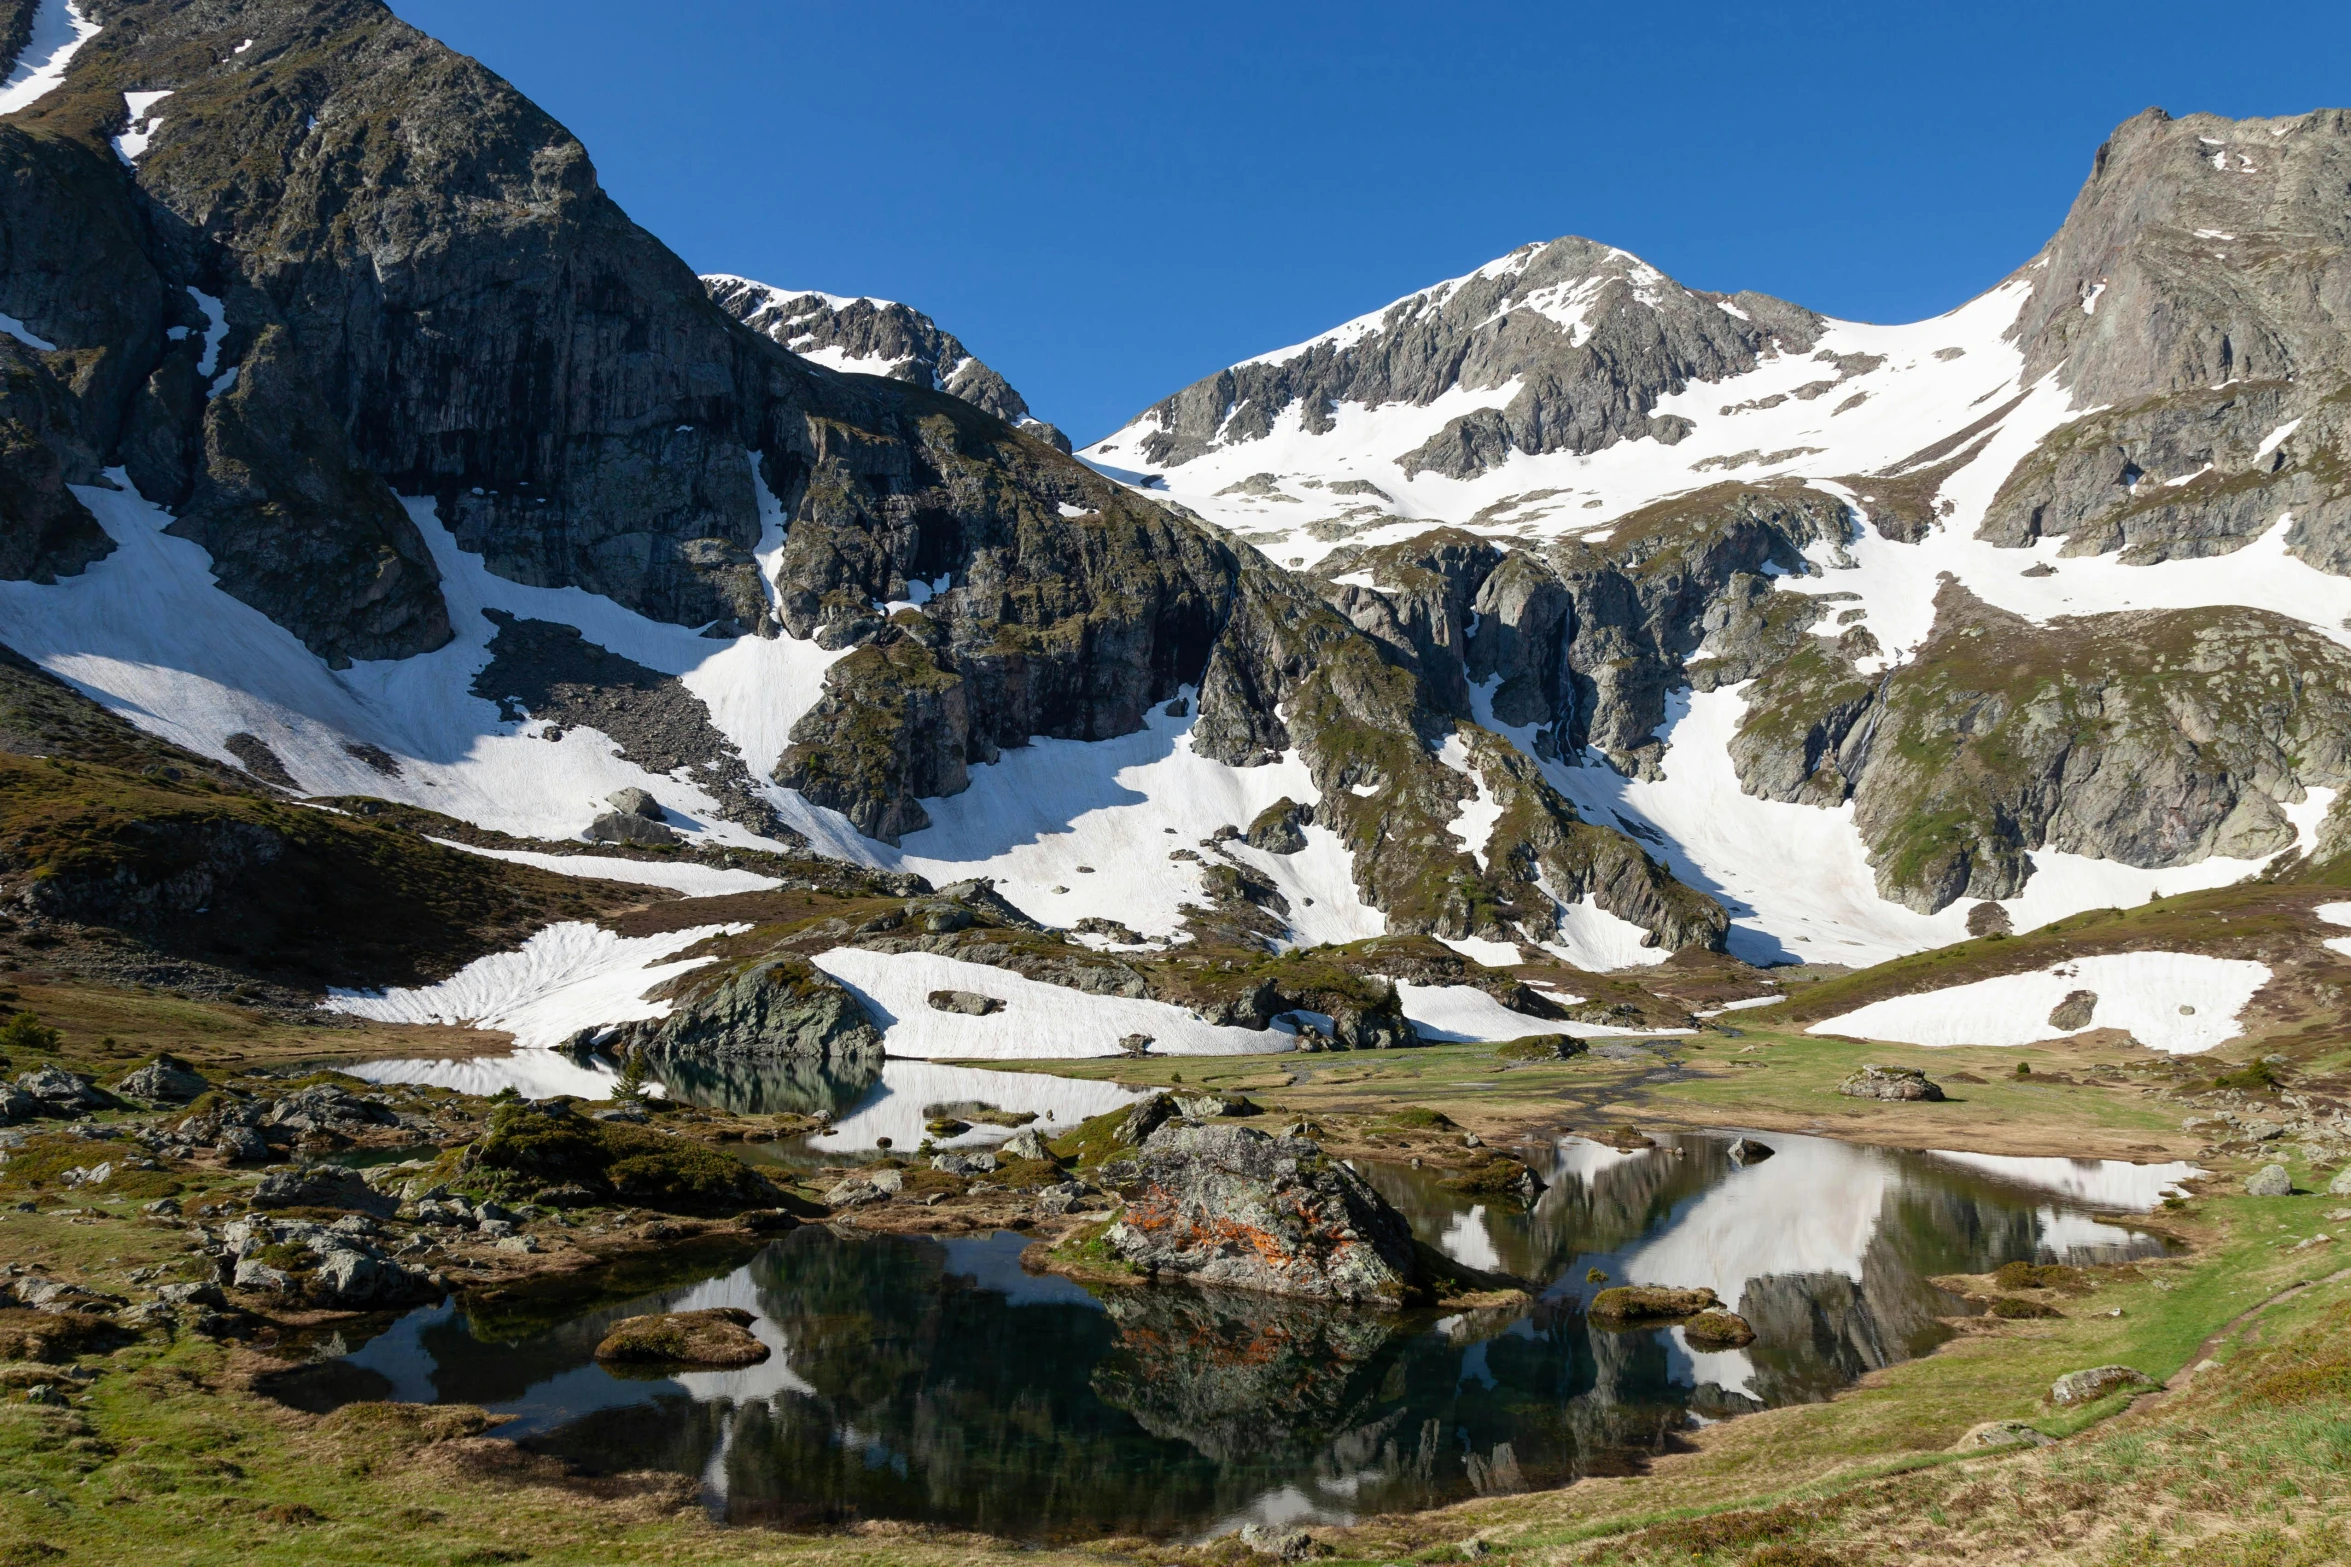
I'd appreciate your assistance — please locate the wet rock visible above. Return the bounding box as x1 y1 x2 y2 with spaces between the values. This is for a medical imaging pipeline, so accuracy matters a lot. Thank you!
2049 1364 2158 1406
1726 1137 1775 1165
1100 1123 1424 1303
1588 1285 1721 1323
2246 1164 2293 1197
926 989 1003 1016
112 1055 211 1105
2048 989 2098 1031
1954 1420 2055 1451
594 1307 768 1368
1682 1308 1757 1347
1837 1064 1947 1102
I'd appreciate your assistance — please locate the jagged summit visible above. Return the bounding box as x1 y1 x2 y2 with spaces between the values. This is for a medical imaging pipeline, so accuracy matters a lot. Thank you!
704 273 1069 451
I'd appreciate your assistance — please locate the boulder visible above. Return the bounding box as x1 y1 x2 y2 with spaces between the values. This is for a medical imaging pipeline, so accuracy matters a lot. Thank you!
1000 1127 1052 1162
606 787 663 820
1953 1420 2054 1451
586 808 678 846
1588 1285 1721 1322
113 1055 211 1104
2328 1166 2351 1197
1115 1092 1177 1146
930 1150 998 1177
2247 1164 2293 1197
1726 1137 1775 1165
1837 1064 1947 1102
594 1307 769 1367
2047 989 2098 1031
14 1066 112 1116
215 1126 272 1162
1100 1123 1425 1303
1681 1308 1757 1347
2049 1365 2158 1406
926 989 1004 1016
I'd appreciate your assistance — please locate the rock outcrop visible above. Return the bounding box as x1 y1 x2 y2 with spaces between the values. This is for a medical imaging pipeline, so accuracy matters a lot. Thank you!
613 953 883 1065
1099 1123 1425 1303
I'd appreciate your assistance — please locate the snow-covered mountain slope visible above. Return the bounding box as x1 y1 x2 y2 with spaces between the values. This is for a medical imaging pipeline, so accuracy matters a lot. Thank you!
1082 108 2351 965
704 273 1070 450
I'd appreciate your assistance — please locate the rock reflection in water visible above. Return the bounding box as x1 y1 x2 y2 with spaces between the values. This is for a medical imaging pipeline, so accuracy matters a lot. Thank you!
266 1129 2176 1542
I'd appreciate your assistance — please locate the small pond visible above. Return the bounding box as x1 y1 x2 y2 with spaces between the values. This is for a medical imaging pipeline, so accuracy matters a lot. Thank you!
262 1126 2191 1542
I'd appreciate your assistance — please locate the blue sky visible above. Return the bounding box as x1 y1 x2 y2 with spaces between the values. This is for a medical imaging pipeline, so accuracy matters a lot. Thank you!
390 1 2351 444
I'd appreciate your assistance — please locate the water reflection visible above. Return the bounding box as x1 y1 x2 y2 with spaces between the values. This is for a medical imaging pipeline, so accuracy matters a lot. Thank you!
266 1129 2178 1541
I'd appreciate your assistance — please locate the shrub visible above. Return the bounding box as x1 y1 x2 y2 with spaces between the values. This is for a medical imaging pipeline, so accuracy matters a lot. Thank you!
0 1012 61 1052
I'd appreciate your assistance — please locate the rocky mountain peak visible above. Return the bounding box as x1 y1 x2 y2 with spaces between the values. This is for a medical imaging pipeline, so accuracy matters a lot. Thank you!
2015 106 2351 407
1094 235 1821 483
704 273 1069 451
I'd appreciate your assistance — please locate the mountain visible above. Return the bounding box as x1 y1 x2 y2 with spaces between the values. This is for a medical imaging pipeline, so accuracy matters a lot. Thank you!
0 0 1713 1003
702 275 1070 452
0 0 2346 1032
1086 107 2351 963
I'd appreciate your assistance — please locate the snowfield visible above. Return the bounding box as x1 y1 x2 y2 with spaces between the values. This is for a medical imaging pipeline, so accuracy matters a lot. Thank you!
325 921 744 1049
1807 951 2273 1054
808 947 1299 1058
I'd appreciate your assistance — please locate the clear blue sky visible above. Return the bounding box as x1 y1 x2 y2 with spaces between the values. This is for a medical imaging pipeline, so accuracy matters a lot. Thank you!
389 1 2351 444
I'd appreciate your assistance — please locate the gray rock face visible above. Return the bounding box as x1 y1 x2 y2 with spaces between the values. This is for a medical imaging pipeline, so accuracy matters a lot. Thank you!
705 273 1067 450
2015 109 2351 413
1124 237 1820 480
1734 579 2351 911
1100 1122 1425 1303
1245 797 1313 854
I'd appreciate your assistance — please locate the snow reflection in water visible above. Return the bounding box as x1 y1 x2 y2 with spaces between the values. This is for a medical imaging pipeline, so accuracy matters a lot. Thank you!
265 1122 2185 1542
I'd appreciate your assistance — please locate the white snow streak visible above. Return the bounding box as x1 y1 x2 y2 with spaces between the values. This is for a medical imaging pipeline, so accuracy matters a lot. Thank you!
0 0 98 115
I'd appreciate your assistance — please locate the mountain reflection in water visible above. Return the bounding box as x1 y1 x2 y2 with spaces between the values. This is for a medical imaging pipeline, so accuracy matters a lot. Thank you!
264 1129 2181 1542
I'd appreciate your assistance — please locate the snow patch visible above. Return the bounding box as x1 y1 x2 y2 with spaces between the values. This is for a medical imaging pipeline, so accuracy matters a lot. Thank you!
109 88 169 164
0 0 99 116
1809 951 2272 1054
809 947 1297 1059
1438 935 1526 968
325 921 745 1049
810 1061 1142 1152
